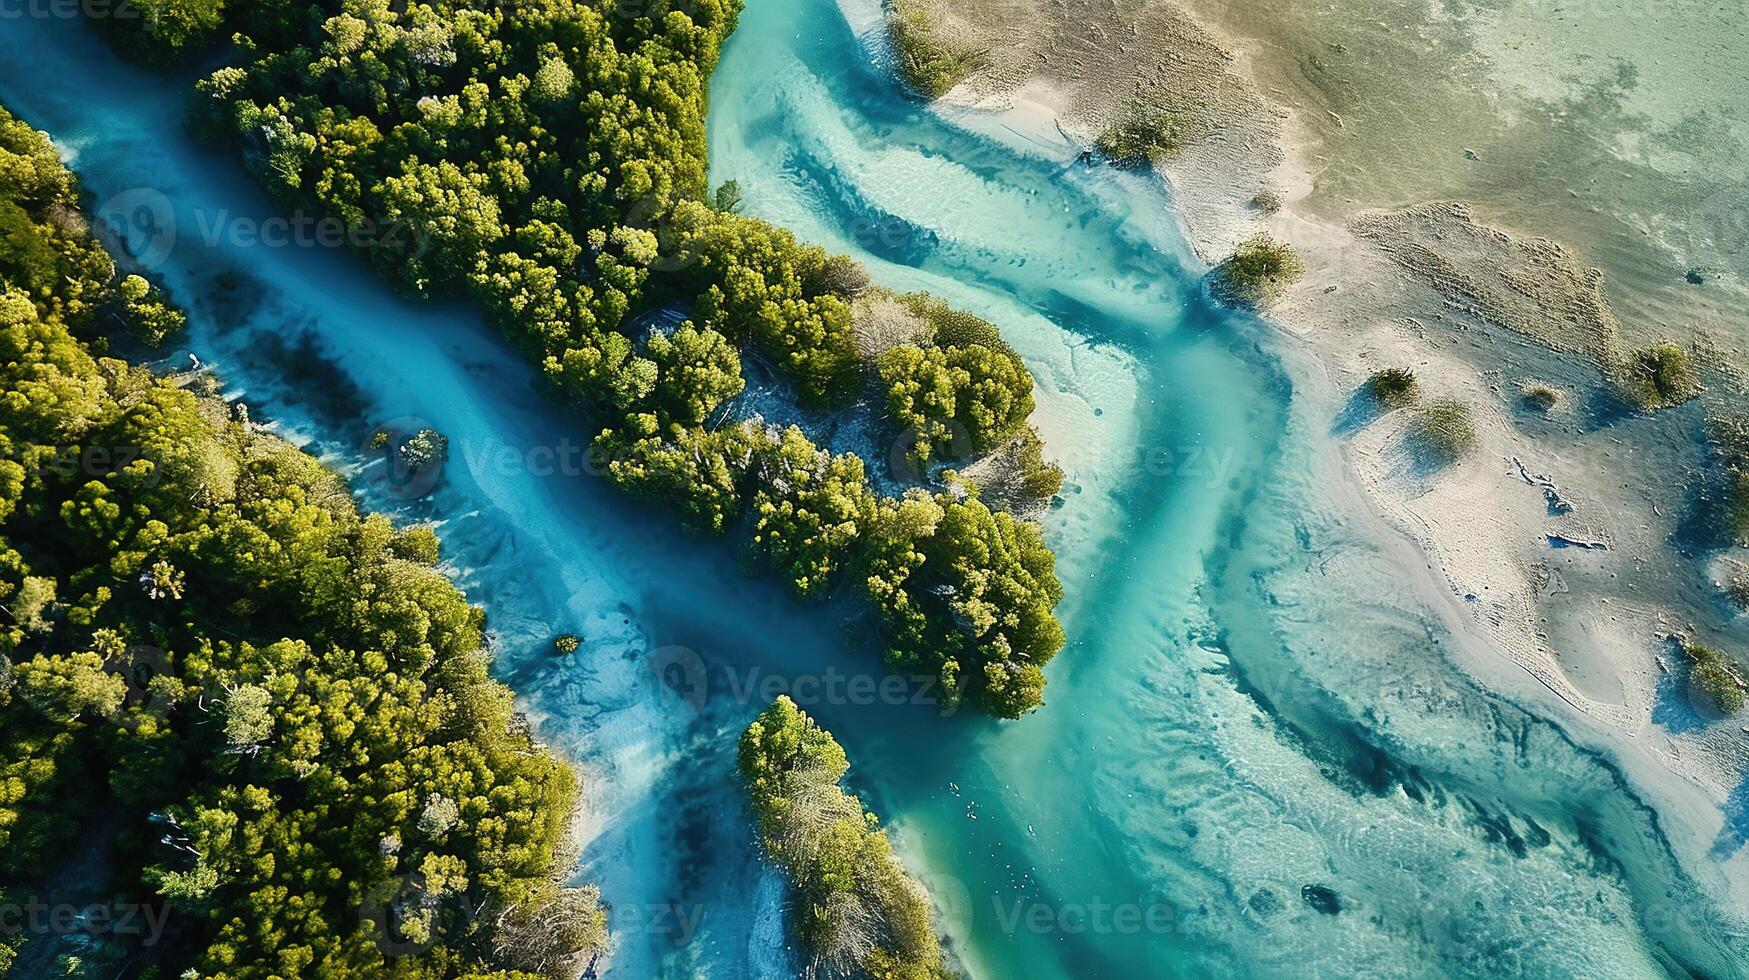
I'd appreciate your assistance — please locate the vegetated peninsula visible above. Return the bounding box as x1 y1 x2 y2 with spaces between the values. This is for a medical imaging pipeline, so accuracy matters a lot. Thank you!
0 106 601 977
106 0 1066 719
740 697 958 979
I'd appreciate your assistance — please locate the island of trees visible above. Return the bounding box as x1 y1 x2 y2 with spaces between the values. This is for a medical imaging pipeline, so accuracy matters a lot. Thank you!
0 104 601 978
103 0 1067 719
740 697 957 979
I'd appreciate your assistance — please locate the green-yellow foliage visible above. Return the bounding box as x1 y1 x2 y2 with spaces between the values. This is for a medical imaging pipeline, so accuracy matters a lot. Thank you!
863 490 1063 717
129 0 1064 718
1366 368 1419 409
0 111 598 976
1620 342 1699 410
1096 113 1179 167
1685 641 1746 715
889 0 986 100
740 698 955 979
1411 399 1477 463
749 427 879 599
1213 233 1305 308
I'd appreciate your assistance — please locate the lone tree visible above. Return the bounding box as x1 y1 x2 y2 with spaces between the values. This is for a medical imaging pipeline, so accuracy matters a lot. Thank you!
398 427 449 472
1212 233 1304 308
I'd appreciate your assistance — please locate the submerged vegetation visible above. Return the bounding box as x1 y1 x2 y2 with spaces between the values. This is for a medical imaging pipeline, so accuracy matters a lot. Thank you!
888 0 986 99
1724 572 1749 612
1212 233 1304 308
740 697 956 979
109 0 1063 716
0 106 599 976
1410 399 1477 463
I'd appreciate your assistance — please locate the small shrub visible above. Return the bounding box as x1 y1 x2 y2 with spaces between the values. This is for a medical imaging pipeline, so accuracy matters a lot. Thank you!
1365 368 1419 409
1685 641 1745 715
1250 190 1282 213
1410 399 1477 462
1212 233 1304 308
1725 469 1749 546
889 0 985 99
1095 113 1179 167
1621 342 1699 410
554 633 582 655
1522 384 1560 412
398 427 449 472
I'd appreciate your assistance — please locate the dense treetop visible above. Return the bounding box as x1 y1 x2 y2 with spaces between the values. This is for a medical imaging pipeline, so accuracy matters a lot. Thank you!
0 104 599 978
119 0 1066 716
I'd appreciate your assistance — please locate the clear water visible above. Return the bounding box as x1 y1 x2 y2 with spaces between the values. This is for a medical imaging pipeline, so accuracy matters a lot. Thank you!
0 3 1744 977
1177 0 1749 331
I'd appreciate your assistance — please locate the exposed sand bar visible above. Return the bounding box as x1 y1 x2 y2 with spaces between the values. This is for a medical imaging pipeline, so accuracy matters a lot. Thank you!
853 0 1749 921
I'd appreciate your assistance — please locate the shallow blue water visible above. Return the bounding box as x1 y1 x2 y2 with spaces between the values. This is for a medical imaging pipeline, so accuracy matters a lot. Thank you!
711 2 1749 976
0 4 1744 977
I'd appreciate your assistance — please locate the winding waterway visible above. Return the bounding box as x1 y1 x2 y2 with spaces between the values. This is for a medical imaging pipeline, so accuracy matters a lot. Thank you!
2 2 1745 976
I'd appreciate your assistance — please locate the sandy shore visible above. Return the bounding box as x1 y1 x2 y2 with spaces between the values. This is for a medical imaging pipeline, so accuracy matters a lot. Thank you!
871 0 1749 908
